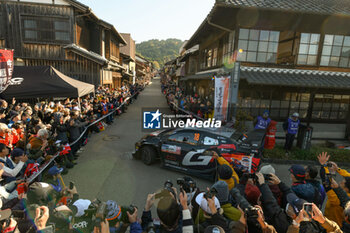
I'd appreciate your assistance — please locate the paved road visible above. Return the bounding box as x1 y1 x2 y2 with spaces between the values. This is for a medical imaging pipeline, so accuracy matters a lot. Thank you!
63 78 350 217
63 78 212 210
63 78 313 211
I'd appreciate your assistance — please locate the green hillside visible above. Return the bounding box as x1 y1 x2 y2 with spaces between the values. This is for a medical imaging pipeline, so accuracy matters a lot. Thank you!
136 38 183 69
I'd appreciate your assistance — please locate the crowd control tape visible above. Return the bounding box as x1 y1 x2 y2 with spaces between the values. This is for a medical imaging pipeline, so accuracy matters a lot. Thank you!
28 94 135 184
69 96 131 146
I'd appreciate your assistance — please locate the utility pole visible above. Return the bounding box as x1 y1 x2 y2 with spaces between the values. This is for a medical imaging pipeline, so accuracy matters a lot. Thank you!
227 62 241 122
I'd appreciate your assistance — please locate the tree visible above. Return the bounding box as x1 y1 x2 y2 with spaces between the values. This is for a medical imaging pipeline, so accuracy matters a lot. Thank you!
136 38 183 68
152 61 160 69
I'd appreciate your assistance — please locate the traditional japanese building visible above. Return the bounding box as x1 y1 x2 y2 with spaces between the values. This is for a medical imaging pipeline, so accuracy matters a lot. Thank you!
0 0 126 87
120 33 136 85
180 0 350 139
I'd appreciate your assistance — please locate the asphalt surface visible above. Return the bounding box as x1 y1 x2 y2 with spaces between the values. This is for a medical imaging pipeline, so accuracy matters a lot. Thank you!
63 78 303 211
63 78 212 211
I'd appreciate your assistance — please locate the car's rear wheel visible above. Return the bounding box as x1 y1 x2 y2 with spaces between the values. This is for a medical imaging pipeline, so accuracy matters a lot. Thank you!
141 146 157 165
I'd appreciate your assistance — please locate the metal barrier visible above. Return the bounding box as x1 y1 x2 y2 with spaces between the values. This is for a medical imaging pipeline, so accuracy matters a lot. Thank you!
28 95 134 183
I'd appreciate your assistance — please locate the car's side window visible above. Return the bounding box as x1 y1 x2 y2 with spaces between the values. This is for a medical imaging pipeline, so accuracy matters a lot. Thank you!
203 136 219 146
167 132 198 145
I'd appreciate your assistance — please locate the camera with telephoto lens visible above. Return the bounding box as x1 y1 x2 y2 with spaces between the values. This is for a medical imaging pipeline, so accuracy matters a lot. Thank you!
155 180 175 199
0 204 43 232
204 187 218 199
147 222 156 233
85 199 107 227
47 139 64 155
164 180 173 189
120 205 136 224
243 206 259 219
177 178 196 192
263 174 272 181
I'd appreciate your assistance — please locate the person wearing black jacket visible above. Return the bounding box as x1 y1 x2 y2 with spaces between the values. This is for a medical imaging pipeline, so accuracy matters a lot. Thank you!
256 172 293 233
68 111 88 155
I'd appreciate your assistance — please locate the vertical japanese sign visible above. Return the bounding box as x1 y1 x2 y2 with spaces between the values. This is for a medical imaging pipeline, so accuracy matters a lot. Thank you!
214 76 230 122
0 49 14 93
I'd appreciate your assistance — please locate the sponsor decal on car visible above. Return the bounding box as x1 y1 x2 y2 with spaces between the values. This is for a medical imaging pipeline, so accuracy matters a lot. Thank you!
182 149 213 166
161 144 181 155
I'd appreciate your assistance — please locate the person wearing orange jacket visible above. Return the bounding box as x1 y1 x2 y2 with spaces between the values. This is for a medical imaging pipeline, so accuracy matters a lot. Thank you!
318 151 350 228
212 151 239 190
0 123 13 149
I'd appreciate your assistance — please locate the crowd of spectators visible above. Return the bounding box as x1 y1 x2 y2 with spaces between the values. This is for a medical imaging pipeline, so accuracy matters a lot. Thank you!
0 78 349 233
0 82 145 232
1 148 347 233
161 78 214 120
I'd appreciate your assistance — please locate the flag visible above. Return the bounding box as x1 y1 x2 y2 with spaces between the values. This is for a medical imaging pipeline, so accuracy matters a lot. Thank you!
0 49 14 93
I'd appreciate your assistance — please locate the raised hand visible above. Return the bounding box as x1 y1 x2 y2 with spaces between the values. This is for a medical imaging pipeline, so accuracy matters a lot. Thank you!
318 152 330 165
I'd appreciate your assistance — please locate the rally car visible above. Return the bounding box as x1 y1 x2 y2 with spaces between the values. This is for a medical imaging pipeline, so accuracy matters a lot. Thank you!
133 128 265 180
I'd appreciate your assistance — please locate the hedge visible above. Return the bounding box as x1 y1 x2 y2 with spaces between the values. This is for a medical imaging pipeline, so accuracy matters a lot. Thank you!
263 145 350 163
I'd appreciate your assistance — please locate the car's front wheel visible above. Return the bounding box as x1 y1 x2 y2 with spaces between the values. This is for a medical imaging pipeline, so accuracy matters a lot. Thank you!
141 146 157 165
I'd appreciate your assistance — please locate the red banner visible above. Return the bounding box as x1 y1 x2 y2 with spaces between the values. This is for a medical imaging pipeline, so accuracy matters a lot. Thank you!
0 49 14 93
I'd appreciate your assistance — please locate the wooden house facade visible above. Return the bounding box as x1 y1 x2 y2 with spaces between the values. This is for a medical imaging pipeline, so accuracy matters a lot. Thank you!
0 0 126 87
180 0 350 139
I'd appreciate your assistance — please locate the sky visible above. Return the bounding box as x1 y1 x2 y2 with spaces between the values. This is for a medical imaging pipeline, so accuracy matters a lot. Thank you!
78 0 215 43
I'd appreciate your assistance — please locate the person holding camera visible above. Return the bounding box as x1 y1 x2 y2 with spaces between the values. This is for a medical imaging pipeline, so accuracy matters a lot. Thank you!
318 152 350 228
194 189 230 232
0 205 53 233
287 202 341 233
141 186 193 233
327 178 350 232
254 172 292 233
259 165 284 207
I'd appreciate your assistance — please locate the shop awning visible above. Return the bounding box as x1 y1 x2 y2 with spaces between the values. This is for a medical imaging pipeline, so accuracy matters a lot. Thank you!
240 66 350 90
2 66 95 99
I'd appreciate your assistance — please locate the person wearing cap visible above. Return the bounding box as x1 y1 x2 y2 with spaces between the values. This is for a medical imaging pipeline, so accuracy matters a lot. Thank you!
211 181 241 221
0 145 28 184
194 191 228 231
289 164 316 203
259 165 284 207
254 110 271 130
212 151 239 190
46 165 66 194
283 112 301 153
285 193 322 232
104 200 142 233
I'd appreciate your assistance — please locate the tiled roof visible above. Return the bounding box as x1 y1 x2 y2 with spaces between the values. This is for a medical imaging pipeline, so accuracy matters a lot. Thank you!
240 66 350 89
218 0 350 16
63 44 108 64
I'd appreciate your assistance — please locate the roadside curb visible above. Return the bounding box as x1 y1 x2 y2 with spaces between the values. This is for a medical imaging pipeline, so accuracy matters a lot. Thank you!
261 158 350 167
